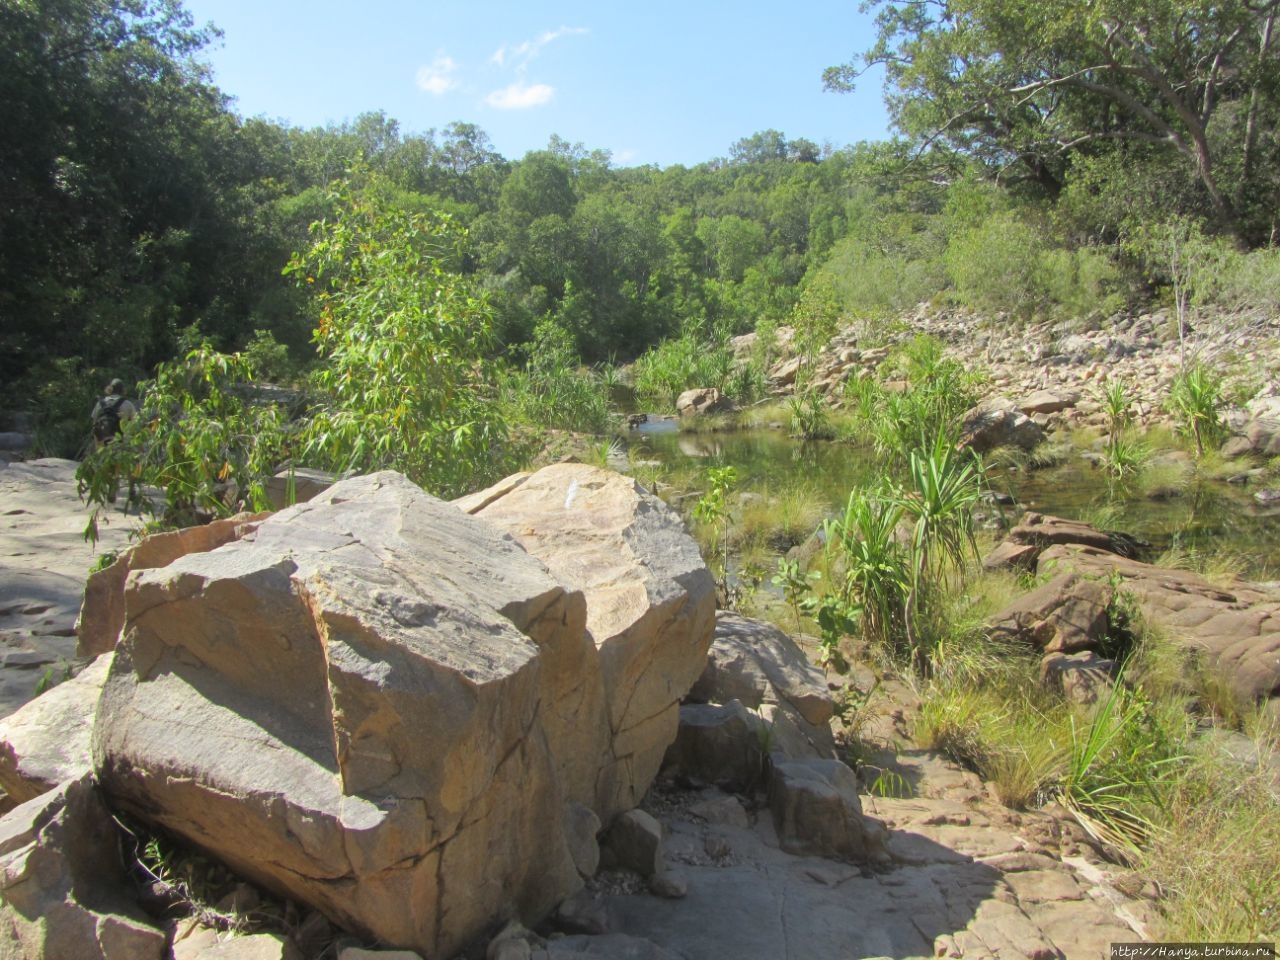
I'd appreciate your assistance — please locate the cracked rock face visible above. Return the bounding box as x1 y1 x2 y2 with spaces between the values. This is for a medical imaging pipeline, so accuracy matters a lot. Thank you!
92 468 715 958
458 463 718 821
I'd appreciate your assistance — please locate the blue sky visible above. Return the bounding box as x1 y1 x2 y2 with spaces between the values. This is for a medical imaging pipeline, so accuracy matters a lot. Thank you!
181 1 891 168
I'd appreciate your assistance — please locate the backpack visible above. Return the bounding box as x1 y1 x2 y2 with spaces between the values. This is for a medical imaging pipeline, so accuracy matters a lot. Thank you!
92 395 125 442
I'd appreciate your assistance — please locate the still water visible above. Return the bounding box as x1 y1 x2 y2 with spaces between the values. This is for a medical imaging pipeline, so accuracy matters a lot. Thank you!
623 420 1280 579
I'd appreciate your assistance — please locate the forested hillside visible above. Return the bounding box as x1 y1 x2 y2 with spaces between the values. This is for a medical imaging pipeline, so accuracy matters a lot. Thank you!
9 0 1280 461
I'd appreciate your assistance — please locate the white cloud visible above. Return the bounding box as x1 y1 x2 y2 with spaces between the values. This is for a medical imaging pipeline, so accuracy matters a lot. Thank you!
490 26 588 69
415 55 458 95
485 82 555 110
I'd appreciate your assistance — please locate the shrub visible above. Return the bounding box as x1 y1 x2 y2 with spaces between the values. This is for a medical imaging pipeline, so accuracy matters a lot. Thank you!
945 211 1047 319
287 177 514 498
77 344 290 540
501 318 615 434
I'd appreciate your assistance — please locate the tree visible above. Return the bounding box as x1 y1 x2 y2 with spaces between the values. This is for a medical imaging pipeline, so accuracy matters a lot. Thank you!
0 0 240 382
287 177 514 498
827 0 1280 241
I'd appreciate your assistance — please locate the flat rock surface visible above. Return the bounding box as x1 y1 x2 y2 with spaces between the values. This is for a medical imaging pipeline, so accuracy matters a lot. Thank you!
0 459 141 717
603 751 1150 960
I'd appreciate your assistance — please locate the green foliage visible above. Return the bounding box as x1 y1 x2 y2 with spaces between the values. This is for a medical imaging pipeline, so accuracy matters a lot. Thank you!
1145 742 1280 941
240 329 296 384
945 212 1048 319
500 318 616 434
287 178 513 497
1124 217 1227 365
834 0 1280 241
787 390 833 441
26 358 122 459
900 439 983 587
1167 364 1226 459
1059 680 1186 853
693 465 739 598
76 343 289 540
821 487 911 654
846 336 980 460
1103 433 1150 483
772 556 820 635
813 431 984 671
632 334 735 409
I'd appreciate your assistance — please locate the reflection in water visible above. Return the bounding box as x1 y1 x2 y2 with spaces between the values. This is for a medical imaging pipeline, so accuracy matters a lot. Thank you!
625 425 1280 578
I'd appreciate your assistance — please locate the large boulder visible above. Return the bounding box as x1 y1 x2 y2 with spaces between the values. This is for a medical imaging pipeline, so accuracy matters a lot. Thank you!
93 468 715 958
0 774 166 959
957 399 1045 454
675 388 732 418
457 463 717 819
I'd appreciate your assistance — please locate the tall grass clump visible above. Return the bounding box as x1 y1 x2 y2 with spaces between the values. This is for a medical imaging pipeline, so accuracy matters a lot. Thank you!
1144 741 1280 941
844 335 982 462
1097 378 1150 482
632 333 736 410
1167 363 1226 458
500 319 615 434
1058 679 1188 853
810 434 985 671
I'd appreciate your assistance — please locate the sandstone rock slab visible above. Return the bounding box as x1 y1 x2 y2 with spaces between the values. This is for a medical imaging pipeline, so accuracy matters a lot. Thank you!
76 511 268 657
0 773 165 960
988 573 1111 654
0 653 112 805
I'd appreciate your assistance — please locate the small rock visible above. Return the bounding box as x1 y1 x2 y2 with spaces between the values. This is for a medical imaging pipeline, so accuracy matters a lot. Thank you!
338 947 426 960
185 933 298 959
492 940 532 960
688 794 750 828
1041 652 1116 705
553 890 610 935
487 920 535 960
604 809 664 877
703 835 732 860
648 869 688 899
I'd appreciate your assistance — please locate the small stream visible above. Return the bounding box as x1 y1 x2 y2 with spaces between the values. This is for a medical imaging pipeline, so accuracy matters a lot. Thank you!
623 418 1280 579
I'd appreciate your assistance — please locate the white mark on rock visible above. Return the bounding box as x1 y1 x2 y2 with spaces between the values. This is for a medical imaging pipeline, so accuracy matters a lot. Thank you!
564 478 579 510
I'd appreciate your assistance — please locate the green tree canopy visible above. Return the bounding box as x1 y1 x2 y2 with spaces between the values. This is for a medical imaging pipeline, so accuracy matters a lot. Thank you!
827 0 1280 241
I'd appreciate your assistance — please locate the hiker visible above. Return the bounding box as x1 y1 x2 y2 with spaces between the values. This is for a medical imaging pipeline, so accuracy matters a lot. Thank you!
90 378 137 448
90 378 138 506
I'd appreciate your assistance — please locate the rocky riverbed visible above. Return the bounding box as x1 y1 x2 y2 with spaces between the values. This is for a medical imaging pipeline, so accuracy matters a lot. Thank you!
0 461 1174 960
